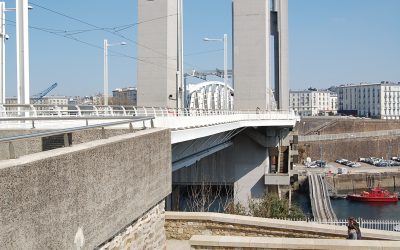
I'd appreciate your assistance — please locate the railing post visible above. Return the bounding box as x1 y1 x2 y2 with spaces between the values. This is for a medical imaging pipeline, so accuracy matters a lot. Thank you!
121 106 126 116
101 127 107 139
63 133 70 147
129 122 133 132
9 142 16 159
75 105 82 117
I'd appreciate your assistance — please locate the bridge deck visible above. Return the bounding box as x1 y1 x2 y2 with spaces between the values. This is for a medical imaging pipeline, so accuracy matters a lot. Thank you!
308 173 337 221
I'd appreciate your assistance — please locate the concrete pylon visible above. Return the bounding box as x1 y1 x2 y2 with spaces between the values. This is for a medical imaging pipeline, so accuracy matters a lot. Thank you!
232 0 270 111
233 0 289 111
137 0 182 109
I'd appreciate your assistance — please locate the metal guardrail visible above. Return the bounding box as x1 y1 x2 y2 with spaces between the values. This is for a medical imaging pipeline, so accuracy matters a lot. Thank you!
0 105 299 131
275 217 400 232
0 104 297 118
0 116 154 159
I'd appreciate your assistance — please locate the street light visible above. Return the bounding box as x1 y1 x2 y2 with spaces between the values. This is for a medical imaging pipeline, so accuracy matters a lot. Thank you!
0 2 32 105
203 33 228 110
103 39 126 106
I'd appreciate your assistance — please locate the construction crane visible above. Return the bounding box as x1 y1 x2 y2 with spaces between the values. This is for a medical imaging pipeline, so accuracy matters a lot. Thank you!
32 82 58 104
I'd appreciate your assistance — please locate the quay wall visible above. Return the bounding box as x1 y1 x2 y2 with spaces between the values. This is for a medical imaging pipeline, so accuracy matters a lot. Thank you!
298 136 400 162
297 118 400 135
296 118 400 163
0 128 171 250
325 172 400 192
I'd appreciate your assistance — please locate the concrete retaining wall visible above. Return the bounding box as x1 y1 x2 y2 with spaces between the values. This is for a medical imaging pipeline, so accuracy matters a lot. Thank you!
0 128 171 249
0 128 133 160
0 130 44 160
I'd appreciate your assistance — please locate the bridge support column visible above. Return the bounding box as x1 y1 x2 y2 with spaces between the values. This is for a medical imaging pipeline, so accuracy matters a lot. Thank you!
137 0 179 108
232 132 269 206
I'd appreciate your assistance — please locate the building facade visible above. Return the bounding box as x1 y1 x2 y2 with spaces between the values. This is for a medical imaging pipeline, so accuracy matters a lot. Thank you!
290 89 337 116
338 82 400 119
112 87 137 106
5 96 68 106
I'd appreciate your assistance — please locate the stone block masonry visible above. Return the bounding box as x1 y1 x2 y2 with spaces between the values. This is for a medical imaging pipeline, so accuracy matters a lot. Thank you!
99 201 166 250
165 212 400 241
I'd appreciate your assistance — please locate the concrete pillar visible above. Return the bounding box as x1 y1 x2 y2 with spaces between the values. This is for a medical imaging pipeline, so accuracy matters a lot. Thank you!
232 0 270 111
233 132 268 205
16 0 30 105
137 0 179 108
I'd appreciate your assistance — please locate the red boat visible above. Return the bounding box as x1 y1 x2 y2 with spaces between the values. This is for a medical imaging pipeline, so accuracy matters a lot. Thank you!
347 185 398 202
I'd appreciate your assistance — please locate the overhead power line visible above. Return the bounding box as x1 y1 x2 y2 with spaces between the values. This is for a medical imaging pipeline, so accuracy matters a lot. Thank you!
28 1 176 59
3 18 177 71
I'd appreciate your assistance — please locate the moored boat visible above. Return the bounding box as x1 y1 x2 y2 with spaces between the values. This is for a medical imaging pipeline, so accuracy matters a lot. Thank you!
347 185 398 202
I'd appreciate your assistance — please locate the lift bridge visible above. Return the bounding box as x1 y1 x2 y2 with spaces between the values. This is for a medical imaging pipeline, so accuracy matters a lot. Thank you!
185 70 277 111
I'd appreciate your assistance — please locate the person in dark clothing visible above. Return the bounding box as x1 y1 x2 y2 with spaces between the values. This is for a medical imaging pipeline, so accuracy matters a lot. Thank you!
347 217 362 240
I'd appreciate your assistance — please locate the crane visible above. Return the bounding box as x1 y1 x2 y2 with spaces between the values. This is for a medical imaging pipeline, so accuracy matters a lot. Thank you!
32 82 58 104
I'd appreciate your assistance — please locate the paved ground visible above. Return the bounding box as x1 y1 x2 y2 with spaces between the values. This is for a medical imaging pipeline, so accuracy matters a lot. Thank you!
295 161 400 175
166 240 190 250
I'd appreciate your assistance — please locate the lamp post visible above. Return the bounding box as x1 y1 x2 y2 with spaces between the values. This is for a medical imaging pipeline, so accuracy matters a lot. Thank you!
0 3 31 105
203 33 228 110
0 2 6 104
103 39 126 106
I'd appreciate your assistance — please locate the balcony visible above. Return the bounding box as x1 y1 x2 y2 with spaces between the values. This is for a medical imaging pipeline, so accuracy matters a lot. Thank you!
265 173 290 185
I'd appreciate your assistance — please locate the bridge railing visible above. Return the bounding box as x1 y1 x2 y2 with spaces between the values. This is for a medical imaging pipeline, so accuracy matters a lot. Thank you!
0 105 299 130
0 104 297 118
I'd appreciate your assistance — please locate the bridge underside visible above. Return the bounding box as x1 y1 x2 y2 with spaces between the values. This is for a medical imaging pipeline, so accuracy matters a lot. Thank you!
170 125 296 210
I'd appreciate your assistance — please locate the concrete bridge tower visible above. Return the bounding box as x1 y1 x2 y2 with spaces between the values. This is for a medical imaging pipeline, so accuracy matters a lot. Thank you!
137 0 183 109
233 0 289 111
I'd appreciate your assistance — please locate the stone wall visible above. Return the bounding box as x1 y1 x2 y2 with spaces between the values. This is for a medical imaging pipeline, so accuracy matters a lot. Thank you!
166 219 338 240
0 128 171 249
299 136 400 162
165 212 400 241
167 212 400 249
297 118 400 135
99 201 166 250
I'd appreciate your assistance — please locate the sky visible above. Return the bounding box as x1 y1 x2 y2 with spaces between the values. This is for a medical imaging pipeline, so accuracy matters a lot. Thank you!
2 0 400 97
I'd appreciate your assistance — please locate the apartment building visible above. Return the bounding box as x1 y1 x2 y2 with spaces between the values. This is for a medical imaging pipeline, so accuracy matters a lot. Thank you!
290 88 337 116
338 81 400 119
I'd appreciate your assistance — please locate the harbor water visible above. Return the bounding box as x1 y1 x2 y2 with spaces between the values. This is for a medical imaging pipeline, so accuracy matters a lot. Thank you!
293 188 400 220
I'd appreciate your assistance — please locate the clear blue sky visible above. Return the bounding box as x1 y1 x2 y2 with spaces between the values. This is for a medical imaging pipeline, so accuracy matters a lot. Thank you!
3 0 400 97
